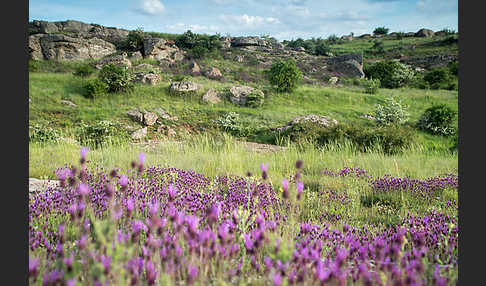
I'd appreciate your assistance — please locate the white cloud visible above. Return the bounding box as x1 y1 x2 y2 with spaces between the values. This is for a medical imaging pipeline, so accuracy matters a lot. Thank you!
136 0 165 16
220 14 280 27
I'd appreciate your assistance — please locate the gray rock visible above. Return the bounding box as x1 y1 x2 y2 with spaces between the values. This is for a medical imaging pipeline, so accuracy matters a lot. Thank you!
143 38 184 62
131 127 147 140
205 67 223 80
39 34 117 61
60 100 77 107
277 115 338 132
134 72 162 85
126 109 143 123
130 51 143 61
92 53 132 69
28 34 44 60
143 112 158 126
169 81 199 96
190 61 201 76
202 88 221 104
415 28 435 37
229 85 264 106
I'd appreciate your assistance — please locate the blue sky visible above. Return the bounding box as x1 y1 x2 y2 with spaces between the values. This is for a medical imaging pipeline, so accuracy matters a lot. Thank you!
29 0 458 41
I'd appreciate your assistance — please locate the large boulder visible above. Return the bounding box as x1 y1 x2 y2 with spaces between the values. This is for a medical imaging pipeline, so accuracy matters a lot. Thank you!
415 28 435 37
205 67 224 80
134 72 162 85
92 53 132 69
28 34 44 60
126 109 143 123
325 53 365 79
231 37 268 47
39 34 117 61
277 115 338 132
190 61 201 76
202 88 221 104
229 85 264 107
143 38 184 62
169 81 199 96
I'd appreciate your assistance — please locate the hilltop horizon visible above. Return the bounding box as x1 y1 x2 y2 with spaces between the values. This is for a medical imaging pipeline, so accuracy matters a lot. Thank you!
29 0 457 41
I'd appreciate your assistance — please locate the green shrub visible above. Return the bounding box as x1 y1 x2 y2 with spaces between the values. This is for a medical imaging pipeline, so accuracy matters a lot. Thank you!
279 121 413 154
76 121 128 148
246 90 265 108
363 78 380 94
417 104 457 136
175 30 222 59
189 46 208 59
364 60 415 88
122 27 145 52
98 64 134 93
360 192 401 210
73 64 95 77
29 60 42 72
374 96 409 126
314 42 331 56
373 27 389 35
29 124 62 143
172 74 187 82
84 79 109 98
423 68 452 90
372 41 385 54
266 59 302 93
448 61 458 76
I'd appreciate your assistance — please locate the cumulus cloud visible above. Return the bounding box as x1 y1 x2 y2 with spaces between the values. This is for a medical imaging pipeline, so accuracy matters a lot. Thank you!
135 0 165 16
220 14 281 27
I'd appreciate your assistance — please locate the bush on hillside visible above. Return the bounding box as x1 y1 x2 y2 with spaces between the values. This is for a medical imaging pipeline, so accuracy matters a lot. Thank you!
76 120 128 148
364 60 415 88
423 67 452 90
279 121 413 154
373 27 389 35
73 63 95 77
83 78 109 98
98 64 134 93
122 27 145 52
175 30 222 59
266 59 302 93
364 78 381 94
416 104 457 136
29 123 62 143
374 96 409 126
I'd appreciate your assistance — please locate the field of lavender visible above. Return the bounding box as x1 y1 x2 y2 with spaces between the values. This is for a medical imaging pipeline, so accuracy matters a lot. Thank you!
29 146 458 285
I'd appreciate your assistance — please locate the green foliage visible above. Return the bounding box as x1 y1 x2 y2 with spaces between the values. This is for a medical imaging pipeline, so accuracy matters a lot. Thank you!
315 42 331 56
175 30 222 59
266 59 302 93
29 123 62 143
76 120 128 148
373 27 389 35
280 121 414 154
171 74 187 82
360 192 401 210
417 104 457 136
122 27 145 52
83 78 109 98
364 60 415 88
423 68 452 90
372 40 385 54
283 37 333 56
374 96 409 126
212 112 257 137
246 90 265 108
448 61 458 76
29 60 42 72
98 64 134 93
73 63 95 77
364 78 381 94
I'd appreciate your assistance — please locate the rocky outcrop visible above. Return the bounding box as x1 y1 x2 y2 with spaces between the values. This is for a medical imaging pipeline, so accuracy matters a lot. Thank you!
92 53 132 69
231 37 268 47
325 53 365 78
29 20 130 46
34 34 117 61
277 115 338 132
415 28 435 38
131 127 147 140
400 54 458 69
169 81 199 96
190 61 201 76
126 109 143 123
229 85 264 106
205 67 224 80
143 38 185 62
134 72 162 85
143 112 158 126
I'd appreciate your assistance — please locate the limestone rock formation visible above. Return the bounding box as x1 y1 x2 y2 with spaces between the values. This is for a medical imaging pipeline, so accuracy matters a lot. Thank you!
169 81 199 96
277 115 338 132
202 88 221 104
229 85 264 106
92 53 132 69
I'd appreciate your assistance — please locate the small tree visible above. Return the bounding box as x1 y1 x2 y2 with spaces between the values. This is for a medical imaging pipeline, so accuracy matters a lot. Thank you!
417 104 457 136
98 64 134 93
364 60 415 88
267 59 302 93
124 27 145 53
373 27 389 35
